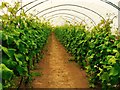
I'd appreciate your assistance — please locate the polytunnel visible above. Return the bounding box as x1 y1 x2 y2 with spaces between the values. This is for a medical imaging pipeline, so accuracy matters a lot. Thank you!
1 0 120 89
1 0 120 31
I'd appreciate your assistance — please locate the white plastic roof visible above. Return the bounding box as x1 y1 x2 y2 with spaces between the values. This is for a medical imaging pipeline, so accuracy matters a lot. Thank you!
1 0 120 32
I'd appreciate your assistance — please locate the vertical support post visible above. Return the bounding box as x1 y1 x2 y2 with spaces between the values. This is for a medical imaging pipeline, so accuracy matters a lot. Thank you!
118 1 120 34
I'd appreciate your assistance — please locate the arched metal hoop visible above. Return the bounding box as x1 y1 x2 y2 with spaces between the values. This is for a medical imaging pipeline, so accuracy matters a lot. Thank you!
17 0 38 12
25 0 49 13
100 0 120 11
48 15 79 24
45 13 93 26
47 14 87 25
34 4 105 21
37 9 96 26
17 0 120 13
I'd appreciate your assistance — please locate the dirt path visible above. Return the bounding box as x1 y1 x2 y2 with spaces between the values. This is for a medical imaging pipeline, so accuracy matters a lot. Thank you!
31 33 89 88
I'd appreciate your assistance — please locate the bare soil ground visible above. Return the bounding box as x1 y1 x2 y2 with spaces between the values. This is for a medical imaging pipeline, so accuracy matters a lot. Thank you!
31 33 89 88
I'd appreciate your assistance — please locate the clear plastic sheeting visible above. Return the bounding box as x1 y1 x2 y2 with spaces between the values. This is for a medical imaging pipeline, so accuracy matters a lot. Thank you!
1 0 120 32
118 1 120 32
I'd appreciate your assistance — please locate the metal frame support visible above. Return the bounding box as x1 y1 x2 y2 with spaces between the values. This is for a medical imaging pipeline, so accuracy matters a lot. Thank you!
101 0 120 11
37 9 96 26
25 0 49 13
48 16 79 24
46 13 87 25
17 0 38 12
15 0 119 31
35 4 105 21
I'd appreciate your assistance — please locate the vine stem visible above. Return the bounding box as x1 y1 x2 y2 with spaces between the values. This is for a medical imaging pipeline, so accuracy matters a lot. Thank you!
17 76 23 90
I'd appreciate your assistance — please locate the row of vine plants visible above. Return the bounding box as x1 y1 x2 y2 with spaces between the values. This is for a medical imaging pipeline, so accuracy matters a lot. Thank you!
55 20 120 89
0 2 51 89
